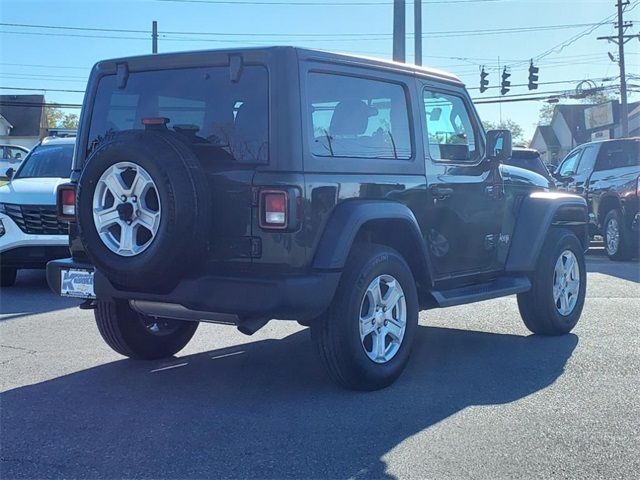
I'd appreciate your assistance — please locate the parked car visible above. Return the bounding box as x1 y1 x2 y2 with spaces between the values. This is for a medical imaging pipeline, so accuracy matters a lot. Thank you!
0 136 74 286
0 144 29 181
46 47 588 390
505 147 555 184
554 137 639 260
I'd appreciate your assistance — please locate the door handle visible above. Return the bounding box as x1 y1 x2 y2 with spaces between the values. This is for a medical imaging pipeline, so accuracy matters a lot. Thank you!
430 185 453 200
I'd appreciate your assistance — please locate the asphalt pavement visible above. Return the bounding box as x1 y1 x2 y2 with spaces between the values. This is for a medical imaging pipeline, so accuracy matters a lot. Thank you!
1 250 639 479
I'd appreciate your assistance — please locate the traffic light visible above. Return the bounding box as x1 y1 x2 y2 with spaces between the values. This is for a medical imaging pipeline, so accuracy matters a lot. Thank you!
480 67 489 93
501 67 511 95
528 60 539 90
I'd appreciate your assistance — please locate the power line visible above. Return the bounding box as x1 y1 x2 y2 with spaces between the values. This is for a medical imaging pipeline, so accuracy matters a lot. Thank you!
152 0 503 5
0 101 83 108
0 86 85 93
0 20 615 39
468 76 618 91
0 62 91 71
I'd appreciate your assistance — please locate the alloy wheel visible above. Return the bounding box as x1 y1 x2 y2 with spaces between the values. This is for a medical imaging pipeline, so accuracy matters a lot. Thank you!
552 250 580 316
359 274 407 363
605 217 620 256
92 162 161 257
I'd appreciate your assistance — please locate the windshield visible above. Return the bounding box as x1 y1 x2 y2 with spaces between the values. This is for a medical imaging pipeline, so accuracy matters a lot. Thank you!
15 143 74 179
88 66 268 165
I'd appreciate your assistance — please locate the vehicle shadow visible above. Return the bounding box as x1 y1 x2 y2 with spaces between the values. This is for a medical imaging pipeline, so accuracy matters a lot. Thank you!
0 326 577 479
0 270 80 319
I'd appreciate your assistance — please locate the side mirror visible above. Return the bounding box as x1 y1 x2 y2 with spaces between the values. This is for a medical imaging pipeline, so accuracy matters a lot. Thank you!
4 167 14 180
486 129 512 164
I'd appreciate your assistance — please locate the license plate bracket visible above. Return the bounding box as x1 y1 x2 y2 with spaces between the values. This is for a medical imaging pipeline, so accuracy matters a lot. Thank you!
60 268 96 299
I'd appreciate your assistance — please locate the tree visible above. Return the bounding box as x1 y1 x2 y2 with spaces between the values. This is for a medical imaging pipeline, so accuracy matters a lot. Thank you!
61 114 79 129
45 106 64 128
538 102 555 125
482 119 525 145
46 106 79 129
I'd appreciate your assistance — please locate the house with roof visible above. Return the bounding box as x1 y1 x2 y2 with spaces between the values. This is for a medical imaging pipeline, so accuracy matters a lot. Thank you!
531 101 640 167
0 95 48 149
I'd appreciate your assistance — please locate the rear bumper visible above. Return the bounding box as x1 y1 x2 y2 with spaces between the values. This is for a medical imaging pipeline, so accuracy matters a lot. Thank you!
47 258 340 322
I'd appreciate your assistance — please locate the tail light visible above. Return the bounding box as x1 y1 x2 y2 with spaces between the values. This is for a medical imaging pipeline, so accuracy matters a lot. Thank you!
57 184 77 221
637 175 640 197
260 190 288 229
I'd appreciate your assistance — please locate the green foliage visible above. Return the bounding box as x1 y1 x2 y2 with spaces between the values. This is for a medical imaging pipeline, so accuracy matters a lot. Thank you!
482 119 524 144
46 106 79 129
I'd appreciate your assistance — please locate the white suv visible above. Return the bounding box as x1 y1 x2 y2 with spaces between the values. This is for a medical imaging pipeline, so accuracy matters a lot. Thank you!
0 137 75 286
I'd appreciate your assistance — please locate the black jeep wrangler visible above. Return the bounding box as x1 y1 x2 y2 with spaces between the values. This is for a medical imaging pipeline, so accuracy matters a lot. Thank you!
48 47 588 390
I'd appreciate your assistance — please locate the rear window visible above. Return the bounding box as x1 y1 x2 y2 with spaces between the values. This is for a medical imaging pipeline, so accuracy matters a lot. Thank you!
596 141 639 170
505 151 549 177
307 73 412 160
15 143 74 179
88 66 268 164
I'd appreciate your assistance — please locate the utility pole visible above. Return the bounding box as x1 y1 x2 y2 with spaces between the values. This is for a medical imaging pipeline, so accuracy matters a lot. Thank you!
152 20 158 54
414 0 422 66
393 0 406 63
597 1 640 137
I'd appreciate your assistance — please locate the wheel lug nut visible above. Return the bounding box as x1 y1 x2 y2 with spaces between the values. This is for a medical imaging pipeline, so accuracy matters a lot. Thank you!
126 220 132 225
384 320 388 326
121 195 126 201
131 196 137 202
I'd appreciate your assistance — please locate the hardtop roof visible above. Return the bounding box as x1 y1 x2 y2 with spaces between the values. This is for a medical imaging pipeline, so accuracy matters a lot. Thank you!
93 46 464 86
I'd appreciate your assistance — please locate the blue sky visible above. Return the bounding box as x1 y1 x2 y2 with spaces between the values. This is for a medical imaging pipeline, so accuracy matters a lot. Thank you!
0 0 638 141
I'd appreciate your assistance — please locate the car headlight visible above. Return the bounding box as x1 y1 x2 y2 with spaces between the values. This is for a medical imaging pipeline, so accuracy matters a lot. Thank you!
0 219 5 237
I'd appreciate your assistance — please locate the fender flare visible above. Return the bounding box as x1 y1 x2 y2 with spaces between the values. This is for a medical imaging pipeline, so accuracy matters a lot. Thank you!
312 200 432 281
505 192 588 272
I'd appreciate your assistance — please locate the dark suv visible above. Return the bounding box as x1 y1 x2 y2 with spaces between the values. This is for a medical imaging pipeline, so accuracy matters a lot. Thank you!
554 138 639 260
47 48 588 390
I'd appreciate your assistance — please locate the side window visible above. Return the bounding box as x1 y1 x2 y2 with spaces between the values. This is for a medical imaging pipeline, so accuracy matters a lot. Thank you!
8 147 25 161
307 72 412 159
576 145 598 176
596 142 640 170
423 89 480 163
558 149 582 176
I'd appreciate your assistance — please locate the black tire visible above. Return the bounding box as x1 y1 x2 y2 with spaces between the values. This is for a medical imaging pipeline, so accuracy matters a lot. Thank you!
311 244 419 391
517 228 586 336
0 267 17 287
603 209 635 261
77 130 211 291
95 299 198 360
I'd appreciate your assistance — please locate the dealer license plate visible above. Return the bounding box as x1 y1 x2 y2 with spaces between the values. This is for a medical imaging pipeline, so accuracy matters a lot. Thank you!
60 268 95 298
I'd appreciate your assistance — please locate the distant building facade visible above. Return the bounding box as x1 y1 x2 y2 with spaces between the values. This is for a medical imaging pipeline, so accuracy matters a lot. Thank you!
530 100 640 167
0 95 48 149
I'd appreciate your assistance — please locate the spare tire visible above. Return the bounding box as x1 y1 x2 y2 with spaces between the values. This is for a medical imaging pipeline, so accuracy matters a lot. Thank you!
77 130 211 291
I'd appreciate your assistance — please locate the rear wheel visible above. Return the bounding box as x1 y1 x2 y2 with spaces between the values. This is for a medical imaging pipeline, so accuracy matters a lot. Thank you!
95 299 198 360
0 267 17 287
517 228 586 335
603 209 634 261
311 244 419 391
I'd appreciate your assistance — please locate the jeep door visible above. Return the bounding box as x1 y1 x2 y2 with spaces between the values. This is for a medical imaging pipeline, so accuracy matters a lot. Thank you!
419 82 505 277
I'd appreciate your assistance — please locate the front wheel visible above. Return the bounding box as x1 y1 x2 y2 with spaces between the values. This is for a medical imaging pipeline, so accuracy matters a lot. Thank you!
603 209 634 261
95 300 198 359
517 228 586 335
311 244 419 391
